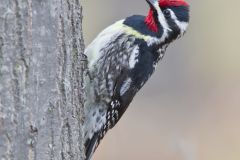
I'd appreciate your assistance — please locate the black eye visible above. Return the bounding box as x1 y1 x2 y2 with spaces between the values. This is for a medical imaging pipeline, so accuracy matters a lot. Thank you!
163 9 171 18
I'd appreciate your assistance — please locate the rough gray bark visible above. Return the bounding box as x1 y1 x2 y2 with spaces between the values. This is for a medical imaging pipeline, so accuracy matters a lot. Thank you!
0 0 86 159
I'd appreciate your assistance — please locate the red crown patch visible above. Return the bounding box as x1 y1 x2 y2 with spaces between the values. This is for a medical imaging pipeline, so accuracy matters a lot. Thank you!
159 0 189 8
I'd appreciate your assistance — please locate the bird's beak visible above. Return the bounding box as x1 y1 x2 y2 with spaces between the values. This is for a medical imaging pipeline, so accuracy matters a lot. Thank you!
146 0 158 6
146 0 158 9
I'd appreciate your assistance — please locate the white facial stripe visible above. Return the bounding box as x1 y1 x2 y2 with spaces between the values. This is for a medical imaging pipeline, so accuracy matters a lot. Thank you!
151 1 171 42
168 9 189 35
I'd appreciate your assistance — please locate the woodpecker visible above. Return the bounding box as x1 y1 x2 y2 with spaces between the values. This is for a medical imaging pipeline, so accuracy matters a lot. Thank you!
83 0 190 159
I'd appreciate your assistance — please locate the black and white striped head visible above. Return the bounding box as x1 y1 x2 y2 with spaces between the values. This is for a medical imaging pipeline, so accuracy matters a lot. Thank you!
145 0 189 37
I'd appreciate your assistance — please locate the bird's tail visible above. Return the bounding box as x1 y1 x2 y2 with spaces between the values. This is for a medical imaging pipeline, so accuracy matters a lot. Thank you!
85 131 101 160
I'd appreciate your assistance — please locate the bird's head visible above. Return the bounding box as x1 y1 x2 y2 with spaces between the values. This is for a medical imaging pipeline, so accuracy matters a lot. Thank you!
145 0 189 37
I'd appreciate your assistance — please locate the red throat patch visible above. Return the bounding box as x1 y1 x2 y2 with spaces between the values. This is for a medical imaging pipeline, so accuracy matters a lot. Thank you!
159 0 189 8
144 9 158 32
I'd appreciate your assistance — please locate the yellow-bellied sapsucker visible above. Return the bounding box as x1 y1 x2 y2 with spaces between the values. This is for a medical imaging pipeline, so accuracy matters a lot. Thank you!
83 0 190 159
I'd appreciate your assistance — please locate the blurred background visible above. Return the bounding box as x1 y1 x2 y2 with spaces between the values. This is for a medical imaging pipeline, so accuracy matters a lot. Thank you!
82 0 240 160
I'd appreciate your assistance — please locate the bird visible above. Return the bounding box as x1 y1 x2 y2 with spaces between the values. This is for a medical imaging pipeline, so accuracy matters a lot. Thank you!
83 0 190 159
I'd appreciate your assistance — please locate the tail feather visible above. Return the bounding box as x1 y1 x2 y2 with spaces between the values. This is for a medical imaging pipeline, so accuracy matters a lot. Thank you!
85 131 101 160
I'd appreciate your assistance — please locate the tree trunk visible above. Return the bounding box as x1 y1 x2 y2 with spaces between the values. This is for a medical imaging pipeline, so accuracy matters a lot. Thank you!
0 0 86 159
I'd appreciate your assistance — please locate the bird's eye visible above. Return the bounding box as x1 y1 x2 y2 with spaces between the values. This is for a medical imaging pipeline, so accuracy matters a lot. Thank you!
163 9 171 18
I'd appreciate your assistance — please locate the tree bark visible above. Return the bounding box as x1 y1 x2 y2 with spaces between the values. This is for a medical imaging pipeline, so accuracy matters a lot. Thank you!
0 0 86 159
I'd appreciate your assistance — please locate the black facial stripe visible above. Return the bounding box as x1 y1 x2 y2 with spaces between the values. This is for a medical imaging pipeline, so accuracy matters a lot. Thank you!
152 8 160 27
167 20 181 39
